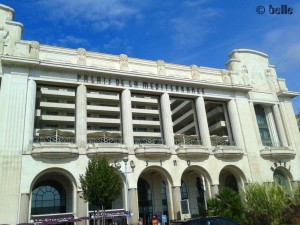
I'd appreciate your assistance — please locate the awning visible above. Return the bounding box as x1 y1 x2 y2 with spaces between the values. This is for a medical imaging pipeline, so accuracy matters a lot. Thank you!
31 213 74 223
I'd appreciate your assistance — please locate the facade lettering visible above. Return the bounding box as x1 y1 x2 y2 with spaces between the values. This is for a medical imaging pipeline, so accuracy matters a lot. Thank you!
76 74 205 95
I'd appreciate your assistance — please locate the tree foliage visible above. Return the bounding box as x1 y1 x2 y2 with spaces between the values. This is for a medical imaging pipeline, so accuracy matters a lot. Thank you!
207 188 245 223
243 182 290 225
80 157 122 208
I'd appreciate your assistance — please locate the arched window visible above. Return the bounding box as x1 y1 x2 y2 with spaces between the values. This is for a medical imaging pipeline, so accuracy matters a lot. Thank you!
180 181 188 200
274 169 290 191
225 174 239 192
31 180 66 215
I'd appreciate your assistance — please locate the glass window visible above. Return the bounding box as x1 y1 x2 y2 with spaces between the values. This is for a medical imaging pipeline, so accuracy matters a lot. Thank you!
274 169 290 191
181 181 188 200
205 101 233 146
254 105 279 147
31 181 66 215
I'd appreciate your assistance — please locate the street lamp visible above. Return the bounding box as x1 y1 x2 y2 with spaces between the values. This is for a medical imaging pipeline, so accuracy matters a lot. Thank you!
115 157 135 225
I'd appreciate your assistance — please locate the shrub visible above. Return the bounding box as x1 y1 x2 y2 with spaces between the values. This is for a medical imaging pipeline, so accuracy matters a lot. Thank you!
207 188 245 223
243 182 290 225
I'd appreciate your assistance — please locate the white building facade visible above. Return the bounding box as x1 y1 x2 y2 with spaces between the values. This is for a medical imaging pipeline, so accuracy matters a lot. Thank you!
0 4 300 225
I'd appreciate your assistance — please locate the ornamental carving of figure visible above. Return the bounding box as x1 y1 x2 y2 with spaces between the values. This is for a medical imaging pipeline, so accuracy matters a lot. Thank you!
265 68 276 92
157 60 166 76
77 48 87 65
30 41 40 59
120 54 129 70
0 26 9 55
241 64 251 85
221 70 231 84
190 65 201 80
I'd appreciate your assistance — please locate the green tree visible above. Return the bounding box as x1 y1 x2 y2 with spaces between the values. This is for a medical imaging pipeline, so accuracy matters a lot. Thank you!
243 182 290 225
207 188 245 224
80 157 121 225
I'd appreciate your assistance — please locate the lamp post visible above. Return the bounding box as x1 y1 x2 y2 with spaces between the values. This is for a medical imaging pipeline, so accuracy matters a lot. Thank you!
115 157 135 225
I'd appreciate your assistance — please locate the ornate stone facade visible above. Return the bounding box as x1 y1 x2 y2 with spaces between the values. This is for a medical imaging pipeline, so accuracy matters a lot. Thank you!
0 4 300 225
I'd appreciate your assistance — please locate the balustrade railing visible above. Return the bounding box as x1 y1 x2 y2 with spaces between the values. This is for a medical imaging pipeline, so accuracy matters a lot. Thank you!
211 138 235 146
262 141 281 147
87 137 122 144
134 138 165 145
33 135 75 143
175 139 202 145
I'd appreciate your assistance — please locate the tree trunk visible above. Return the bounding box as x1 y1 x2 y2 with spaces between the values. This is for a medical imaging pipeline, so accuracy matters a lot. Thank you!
97 208 100 225
102 205 104 225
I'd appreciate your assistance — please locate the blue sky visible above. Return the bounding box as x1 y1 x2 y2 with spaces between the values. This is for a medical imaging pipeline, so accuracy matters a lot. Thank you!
2 0 300 113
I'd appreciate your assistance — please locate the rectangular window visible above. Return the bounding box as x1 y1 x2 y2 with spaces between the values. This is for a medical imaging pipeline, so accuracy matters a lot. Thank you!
170 97 200 145
205 101 233 146
131 93 162 144
86 89 121 143
254 105 280 147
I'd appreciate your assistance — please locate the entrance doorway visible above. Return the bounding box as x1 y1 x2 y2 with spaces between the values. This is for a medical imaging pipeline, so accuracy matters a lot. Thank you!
138 178 153 225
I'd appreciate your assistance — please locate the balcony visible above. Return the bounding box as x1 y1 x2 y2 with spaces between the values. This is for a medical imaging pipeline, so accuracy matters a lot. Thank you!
175 134 209 159
260 141 296 159
134 138 171 159
32 129 78 159
87 131 128 158
211 135 243 159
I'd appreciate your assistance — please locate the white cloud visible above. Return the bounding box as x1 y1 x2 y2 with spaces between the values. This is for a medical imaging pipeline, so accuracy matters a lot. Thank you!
103 37 133 55
169 3 222 48
56 35 89 47
35 0 137 31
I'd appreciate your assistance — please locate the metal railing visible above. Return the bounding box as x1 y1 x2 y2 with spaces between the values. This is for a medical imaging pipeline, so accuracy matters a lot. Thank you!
87 137 122 144
211 139 235 146
33 135 75 143
134 138 165 145
175 139 202 145
262 141 281 147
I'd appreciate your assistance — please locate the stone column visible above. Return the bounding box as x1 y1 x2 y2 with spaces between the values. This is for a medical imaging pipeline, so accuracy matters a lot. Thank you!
129 188 139 225
195 96 211 147
227 99 244 148
272 104 288 147
121 89 134 149
279 102 295 149
172 186 181 220
210 185 219 197
249 101 263 146
23 79 36 151
265 107 280 146
160 93 174 147
76 84 87 152
19 193 30 223
77 191 88 225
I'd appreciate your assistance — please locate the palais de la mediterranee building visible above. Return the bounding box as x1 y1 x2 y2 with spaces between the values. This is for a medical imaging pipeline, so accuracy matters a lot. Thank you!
0 3 300 225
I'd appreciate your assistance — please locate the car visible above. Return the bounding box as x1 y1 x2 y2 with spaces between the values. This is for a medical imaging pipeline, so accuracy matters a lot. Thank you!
171 216 241 225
